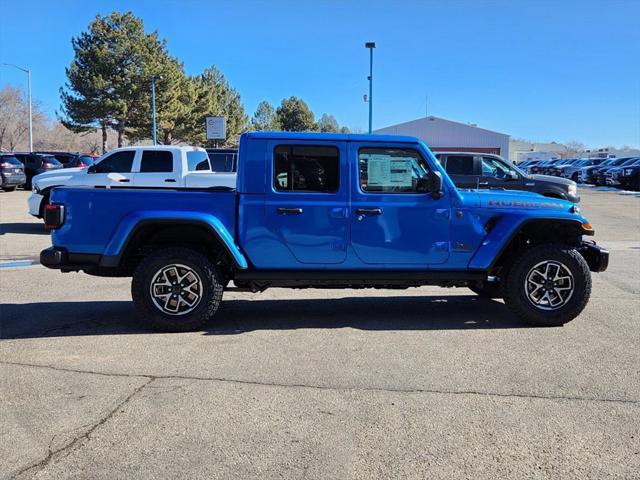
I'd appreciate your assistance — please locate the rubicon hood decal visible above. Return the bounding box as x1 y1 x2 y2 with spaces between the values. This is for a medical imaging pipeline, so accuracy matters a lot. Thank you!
487 199 564 209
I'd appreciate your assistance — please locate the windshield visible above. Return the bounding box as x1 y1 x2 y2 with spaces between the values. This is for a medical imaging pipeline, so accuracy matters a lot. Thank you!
40 156 62 166
1 156 22 166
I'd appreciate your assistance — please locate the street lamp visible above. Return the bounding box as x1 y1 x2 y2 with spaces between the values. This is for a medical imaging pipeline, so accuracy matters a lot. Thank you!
150 75 161 145
365 42 375 134
3 63 33 151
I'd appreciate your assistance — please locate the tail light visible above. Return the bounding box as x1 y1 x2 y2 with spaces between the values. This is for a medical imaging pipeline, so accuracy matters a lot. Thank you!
44 204 65 230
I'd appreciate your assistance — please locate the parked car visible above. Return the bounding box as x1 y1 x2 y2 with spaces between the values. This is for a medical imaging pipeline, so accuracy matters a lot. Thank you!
12 153 63 188
619 158 640 190
205 148 238 172
0 154 27 191
547 159 579 177
578 158 618 184
40 131 608 332
35 151 95 169
587 158 633 185
595 158 638 186
435 152 579 202
528 159 560 175
560 159 606 181
28 145 236 218
605 158 640 187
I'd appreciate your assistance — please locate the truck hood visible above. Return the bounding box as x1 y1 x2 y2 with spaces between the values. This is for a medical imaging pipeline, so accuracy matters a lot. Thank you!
529 174 574 186
473 189 573 211
33 167 86 187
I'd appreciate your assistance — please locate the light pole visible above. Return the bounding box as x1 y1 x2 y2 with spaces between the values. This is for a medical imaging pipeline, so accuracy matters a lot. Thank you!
150 75 159 145
3 63 33 151
365 42 375 134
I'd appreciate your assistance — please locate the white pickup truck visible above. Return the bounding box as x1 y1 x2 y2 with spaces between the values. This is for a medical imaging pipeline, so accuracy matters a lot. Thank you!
28 145 236 218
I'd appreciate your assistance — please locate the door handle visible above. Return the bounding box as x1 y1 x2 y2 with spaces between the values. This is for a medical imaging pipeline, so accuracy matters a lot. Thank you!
118 178 130 183
355 208 383 216
164 178 176 183
277 207 303 215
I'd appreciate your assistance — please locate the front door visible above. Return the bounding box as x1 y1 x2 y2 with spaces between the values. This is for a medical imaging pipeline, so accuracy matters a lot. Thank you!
350 143 451 266
264 141 349 264
88 150 136 187
480 155 527 191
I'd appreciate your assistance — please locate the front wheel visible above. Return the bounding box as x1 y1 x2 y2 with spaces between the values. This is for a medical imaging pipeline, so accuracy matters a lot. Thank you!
132 247 223 332
503 244 591 327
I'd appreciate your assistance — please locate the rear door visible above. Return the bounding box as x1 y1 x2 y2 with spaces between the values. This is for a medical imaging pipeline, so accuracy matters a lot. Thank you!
264 141 348 264
134 149 179 187
440 154 478 188
87 150 136 187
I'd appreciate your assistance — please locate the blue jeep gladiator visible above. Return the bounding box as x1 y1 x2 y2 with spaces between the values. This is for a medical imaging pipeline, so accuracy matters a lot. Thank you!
40 132 608 331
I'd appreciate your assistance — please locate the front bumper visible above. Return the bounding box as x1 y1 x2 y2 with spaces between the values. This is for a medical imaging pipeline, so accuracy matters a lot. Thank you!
579 241 609 273
28 193 44 217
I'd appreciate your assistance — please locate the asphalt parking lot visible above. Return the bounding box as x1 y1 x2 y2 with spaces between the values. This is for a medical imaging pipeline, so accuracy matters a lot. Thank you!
1 187 639 479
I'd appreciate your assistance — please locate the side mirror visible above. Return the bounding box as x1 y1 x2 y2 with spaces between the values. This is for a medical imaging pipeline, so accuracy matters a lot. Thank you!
506 170 518 181
418 171 443 198
87 165 96 174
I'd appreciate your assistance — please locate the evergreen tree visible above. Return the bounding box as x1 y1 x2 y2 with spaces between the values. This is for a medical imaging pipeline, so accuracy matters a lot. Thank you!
276 97 317 132
251 101 279 131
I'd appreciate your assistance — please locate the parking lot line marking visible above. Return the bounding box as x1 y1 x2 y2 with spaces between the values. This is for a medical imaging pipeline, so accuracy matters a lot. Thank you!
0 261 34 268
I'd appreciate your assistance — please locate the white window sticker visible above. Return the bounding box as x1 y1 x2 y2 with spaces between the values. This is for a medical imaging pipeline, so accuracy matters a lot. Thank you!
367 156 413 187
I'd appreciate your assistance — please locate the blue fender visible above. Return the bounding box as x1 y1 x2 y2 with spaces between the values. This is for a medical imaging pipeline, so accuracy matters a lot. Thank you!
100 210 249 269
468 212 588 270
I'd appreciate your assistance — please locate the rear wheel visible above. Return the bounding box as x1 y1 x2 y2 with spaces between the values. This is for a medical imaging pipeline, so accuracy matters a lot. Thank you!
2 186 16 192
503 244 591 327
132 247 223 332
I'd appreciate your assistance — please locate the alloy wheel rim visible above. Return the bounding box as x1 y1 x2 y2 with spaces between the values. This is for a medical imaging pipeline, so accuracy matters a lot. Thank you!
524 260 574 311
150 264 203 315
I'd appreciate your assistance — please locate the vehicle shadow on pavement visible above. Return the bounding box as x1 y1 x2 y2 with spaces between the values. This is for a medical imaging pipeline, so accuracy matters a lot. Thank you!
1 295 529 340
0 223 49 235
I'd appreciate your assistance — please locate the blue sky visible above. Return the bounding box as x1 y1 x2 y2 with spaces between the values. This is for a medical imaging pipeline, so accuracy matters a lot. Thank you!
1 0 639 147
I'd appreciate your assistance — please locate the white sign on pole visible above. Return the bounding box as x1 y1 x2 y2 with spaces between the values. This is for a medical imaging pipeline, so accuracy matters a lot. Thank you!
206 116 226 140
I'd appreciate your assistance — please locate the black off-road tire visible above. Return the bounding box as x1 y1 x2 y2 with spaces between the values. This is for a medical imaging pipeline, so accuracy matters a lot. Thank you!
131 247 223 332
468 281 503 299
503 243 591 327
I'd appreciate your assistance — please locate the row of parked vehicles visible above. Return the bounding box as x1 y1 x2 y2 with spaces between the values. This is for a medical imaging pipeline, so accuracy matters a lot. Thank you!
518 157 640 190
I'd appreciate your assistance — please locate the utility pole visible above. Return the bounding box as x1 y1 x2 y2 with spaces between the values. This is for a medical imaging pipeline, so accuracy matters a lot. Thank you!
365 42 376 134
151 75 160 145
3 63 33 151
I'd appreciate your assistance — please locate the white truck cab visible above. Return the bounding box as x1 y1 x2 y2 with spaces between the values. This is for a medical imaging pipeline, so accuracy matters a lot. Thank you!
28 145 236 217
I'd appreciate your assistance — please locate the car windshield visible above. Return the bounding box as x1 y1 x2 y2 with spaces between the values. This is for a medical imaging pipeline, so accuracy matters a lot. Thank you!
1 156 22 166
41 156 62 166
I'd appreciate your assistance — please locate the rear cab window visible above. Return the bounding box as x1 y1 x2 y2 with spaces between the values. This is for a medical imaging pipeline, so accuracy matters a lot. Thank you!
186 151 211 171
442 155 474 176
274 145 339 193
139 150 174 173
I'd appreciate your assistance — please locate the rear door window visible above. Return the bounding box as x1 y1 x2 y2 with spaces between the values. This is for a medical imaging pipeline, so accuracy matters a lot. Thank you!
94 151 135 173
140 150 174 173
444 155 475 175
274 145 340 193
